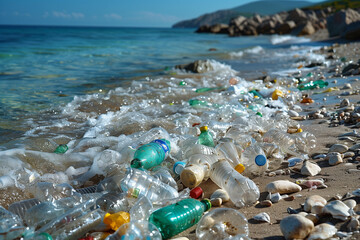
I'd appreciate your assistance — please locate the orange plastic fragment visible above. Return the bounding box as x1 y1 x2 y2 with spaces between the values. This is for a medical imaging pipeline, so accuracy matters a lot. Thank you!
300 97 314 104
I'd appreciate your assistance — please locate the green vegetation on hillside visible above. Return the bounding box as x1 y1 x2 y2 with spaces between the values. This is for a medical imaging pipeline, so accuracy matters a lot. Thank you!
304 0 360 11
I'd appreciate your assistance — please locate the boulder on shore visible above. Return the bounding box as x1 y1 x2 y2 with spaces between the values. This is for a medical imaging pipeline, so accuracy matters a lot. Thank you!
327 9 360 37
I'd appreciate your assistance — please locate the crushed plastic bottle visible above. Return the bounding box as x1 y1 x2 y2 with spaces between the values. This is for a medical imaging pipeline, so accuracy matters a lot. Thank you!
210 159 259 208
96 192 129 214
241 143 268 178
196 208 249 240
198 126 215 147
0 206 25 240
107 220 162 240
215 138 245 173
54 144 68 154
262 128 298 156
149 198 211 239
120 167 179 202
151 166 178 190
130 139 170 170
180 154 218 188
297 79 328 90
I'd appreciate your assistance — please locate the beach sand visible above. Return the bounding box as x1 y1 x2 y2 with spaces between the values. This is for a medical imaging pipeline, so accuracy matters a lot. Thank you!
175 41 360 240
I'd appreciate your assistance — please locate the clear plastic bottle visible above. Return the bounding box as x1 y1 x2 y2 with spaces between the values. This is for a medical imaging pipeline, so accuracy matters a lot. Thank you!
149 198 211 239
96 192 130 214
0 206 25 240
241 144 268 178
210 160 259 208
106 220 162 240
215 138 245 173
259 142 284 171
184 144 217 159
198 126 215 147
120 167 179 202
196 208 249 240
131 139 171 170
292 131 316 154
129 196 153 222
128 127 171 150
180 154 218 188
151 166 178 190
8 198 41 220
262 128 298 156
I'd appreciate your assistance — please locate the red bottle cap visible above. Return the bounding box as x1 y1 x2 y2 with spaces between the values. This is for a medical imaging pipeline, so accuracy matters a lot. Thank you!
190 186 203 199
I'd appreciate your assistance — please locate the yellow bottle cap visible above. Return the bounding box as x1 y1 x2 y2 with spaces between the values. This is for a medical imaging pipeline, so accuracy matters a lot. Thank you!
103 211 130 231
297 128 303 133
200 126 208 132
271 89 284 100
235 164 245 174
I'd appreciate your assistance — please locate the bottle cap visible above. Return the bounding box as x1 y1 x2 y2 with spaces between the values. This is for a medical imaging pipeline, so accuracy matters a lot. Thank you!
173 161 186 175
255 155 267 166
201 198 212 211
190 186 203 199
180 165 205 188
234 163 245 174
200 126 208 132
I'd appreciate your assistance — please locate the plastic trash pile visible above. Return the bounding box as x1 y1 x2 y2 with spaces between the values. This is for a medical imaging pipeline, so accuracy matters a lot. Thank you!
0 73 319 240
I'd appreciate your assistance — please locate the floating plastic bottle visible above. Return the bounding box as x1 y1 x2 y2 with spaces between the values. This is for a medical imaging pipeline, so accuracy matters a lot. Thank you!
130 139 170 170
103 211 130 231
198 126 215 147
54 144 68 154
210 159 259 208
216 138 245 173
180 154 218 188
107 220 162 240
196 208 249 240
0 206 25 240
120 167 179 202
297 80 328 90
149 198 211 239
241 144 268 178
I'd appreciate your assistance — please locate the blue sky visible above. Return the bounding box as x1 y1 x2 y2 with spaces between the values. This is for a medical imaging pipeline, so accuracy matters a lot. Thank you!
0 0 324 27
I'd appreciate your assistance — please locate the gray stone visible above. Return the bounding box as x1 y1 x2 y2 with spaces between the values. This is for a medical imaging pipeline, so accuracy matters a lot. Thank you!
301 161 321 176
209 24 229 34
275 21 296 34
343 20 360 40
328 144 348 153
327 9 360 37
280 215 314 240
329 154 343 166
286 8 308 24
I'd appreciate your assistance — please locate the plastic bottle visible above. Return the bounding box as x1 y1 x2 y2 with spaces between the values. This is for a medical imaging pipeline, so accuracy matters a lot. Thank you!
180 154 218 188
0 206 25 240
184 144 216 159
106 220 162 240
173 161 186 176
96 192 130 214
8 198 41 220
198 126 215 147
130 139 170 170
189 99 220 108
262 128 298 156
149 198 211 239
129 196 153 222
54 144 68 154
210 160 259 208
120 167 179 202
22 229 53 240
151 166 178 190
195 86 225 93
103 211 130 231
216 138 245 173
196 208 249 240
241 143 268 178
298 80 328 90
259 142 284 171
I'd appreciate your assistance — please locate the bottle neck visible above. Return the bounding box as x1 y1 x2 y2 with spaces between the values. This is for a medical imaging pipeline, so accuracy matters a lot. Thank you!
200 199 211 211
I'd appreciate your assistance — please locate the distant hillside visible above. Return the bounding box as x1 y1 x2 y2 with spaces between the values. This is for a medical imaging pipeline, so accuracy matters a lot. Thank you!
303 0 360 11
172 0 313 28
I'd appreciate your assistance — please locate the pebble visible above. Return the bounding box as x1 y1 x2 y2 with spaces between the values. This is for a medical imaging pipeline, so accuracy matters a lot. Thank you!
313 154 326 159
283 195 295 201
347 216 360 232
340 98 350 107
348 169 360 173
270 192 282 203
260 200 273 207
342 83 352 89
343 199 357 210
329 154 343 166
288 110 299 117
304 195 327 213
328 144 348 153
265 180 302 194
344 152 355 158
301 161 321 176
253 212 271 223
280 215 314 240
210 189 230 203
349 143 360 151
210 198 222 207
307 223 337 240
287 207 298 214
323 200 350 221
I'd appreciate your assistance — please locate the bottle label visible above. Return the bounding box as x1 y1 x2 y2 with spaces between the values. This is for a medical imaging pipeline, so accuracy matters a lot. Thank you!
129 188 140 198
153 139 170 154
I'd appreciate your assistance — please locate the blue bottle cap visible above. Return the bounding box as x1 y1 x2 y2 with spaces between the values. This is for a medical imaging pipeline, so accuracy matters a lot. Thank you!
255 155 267 166
173 161 186 175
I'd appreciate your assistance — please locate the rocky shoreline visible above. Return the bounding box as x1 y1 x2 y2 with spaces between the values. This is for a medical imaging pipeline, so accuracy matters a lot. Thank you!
195 7 360 41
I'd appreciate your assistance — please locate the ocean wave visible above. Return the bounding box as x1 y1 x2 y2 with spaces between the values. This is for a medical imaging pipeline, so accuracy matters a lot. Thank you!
270 35 311 45
229 46 264 58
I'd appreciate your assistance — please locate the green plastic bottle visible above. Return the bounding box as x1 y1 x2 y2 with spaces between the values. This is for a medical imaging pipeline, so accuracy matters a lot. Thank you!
195 86 225 93
131 139 171 170
198 126 215 147
54 144 68 154
298 80 328 90
149 199 211 239
248 90 263 98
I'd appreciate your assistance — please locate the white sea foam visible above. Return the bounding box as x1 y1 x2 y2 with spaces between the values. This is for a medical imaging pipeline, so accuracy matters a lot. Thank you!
229 46 264 58
270 35 311 45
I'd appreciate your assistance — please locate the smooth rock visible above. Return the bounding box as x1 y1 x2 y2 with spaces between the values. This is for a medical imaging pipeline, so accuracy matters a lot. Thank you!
210 189 230 203
210 198 222 207
323 200 350 221
260 200 273 207
301 161 321 176
328 144 348 153
305 213 319 225
288 110 299 117
347 216 360 232
270 192 282 203
266 180 302 194
343 199 357 210
304 195 327 213
329 154 343 166
253 212 270 223
340 98 350 107
307 223 337 240
280 215 314 240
